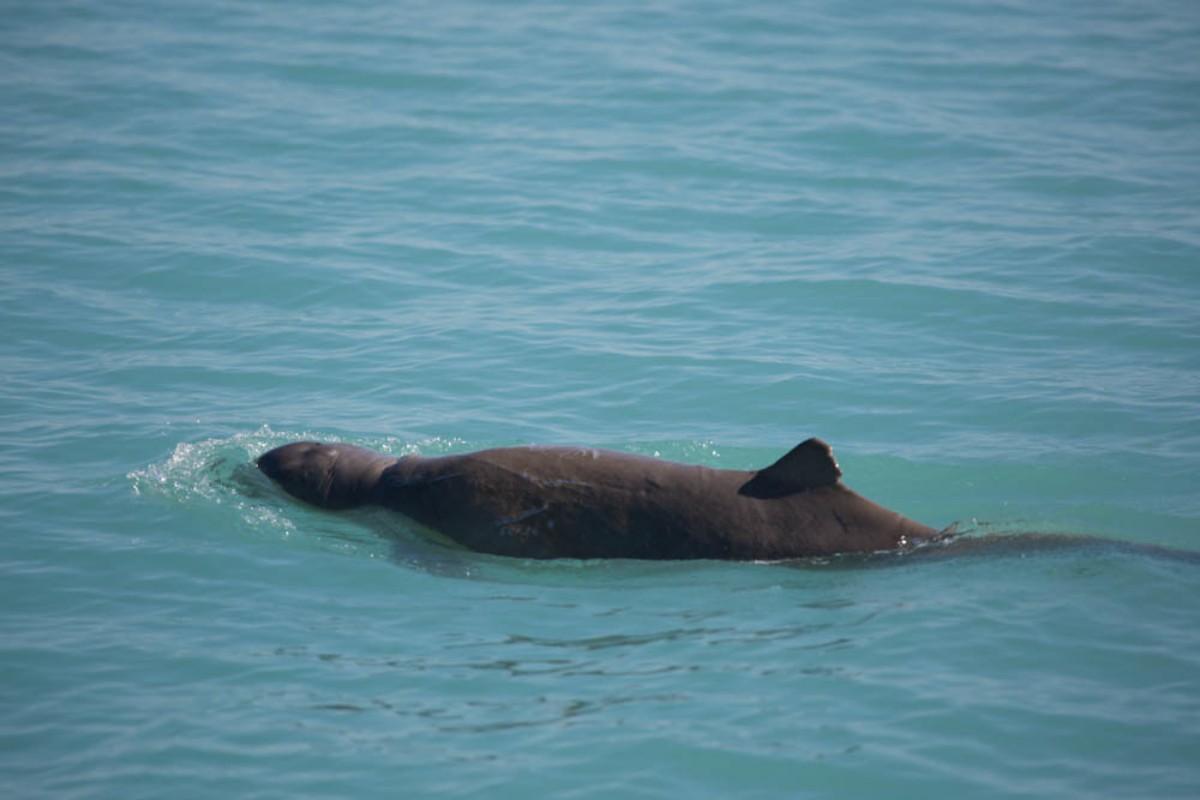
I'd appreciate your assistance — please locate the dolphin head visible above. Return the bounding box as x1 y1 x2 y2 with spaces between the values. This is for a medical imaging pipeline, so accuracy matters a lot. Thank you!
257 441 396 510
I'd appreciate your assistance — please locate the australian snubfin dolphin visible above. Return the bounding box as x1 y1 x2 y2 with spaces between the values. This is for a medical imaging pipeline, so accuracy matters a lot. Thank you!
256 438 940 560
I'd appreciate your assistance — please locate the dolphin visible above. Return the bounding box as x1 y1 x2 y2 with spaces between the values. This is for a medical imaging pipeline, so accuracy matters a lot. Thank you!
256 438 941 560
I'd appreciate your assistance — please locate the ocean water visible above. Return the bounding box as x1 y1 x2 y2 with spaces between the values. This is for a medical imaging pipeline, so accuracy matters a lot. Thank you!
3 0 1200 796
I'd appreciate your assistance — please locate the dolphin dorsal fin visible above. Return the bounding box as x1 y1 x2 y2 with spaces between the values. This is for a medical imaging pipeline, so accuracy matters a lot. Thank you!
756 438 842 493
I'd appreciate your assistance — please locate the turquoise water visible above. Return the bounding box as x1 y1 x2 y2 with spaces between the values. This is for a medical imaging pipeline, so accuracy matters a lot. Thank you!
3 0 1200 796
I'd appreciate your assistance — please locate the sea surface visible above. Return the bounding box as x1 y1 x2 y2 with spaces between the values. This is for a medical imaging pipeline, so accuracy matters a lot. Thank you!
3 1 1199 797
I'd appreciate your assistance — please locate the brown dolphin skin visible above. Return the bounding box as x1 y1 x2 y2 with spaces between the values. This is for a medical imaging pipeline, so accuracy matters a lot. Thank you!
256 438 938 560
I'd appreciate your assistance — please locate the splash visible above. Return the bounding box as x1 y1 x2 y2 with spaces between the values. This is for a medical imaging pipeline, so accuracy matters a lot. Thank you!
128 424 304 537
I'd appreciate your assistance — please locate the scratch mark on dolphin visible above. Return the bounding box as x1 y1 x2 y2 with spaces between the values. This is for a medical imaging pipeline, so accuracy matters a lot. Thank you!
496 504 550 529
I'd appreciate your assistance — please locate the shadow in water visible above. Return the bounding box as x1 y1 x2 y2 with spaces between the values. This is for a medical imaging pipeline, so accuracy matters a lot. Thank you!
784 531 1200 571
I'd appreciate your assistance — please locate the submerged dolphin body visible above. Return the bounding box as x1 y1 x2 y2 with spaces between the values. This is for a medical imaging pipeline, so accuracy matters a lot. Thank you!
256 438 940 560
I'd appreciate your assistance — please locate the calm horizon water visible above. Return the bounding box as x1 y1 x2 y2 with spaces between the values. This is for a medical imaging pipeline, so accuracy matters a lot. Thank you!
3 1 1199 797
